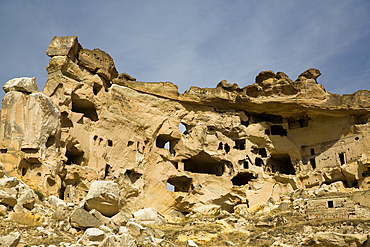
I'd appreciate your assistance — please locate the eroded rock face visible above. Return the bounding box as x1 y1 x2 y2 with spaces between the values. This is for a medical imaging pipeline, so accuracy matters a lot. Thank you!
1 36 370 218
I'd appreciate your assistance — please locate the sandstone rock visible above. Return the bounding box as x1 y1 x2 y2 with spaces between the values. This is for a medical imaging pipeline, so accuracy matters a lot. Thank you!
302 232 368 247
110 211 129 226
233 204 250 217
10 212 41 226
3 77 38 93
0 204 7 216
85 181 121 217
278 202 290 211
118 72 136 81
46 36 80 61
78 48 118 81
191 205 221 217
296 68 321 81
136 235 157 247
70 208 102 229
247 202 265 215
90 209 111 225
0 177 19 188
2 36 370 234
0 190 17 207
77 228 106 246
99 232 137 247
0 231 21 247
270 241 293 247
48 195 67 208
133 208 166 225
14 187 36 212
0 163 6 178
126 221 144 237
186 240 198 247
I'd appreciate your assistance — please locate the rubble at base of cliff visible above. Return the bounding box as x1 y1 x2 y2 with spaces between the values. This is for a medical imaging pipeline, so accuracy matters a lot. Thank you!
1 172 370 247
1 36 370 246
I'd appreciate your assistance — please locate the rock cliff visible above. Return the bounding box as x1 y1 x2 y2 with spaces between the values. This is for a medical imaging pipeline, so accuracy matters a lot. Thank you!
1 36 370 246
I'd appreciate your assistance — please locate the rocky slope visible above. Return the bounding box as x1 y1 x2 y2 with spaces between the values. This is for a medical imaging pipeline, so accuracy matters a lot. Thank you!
1 36 370 246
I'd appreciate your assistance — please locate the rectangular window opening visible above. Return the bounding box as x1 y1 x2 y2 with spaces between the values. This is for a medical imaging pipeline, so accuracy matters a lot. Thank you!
339 153 346 165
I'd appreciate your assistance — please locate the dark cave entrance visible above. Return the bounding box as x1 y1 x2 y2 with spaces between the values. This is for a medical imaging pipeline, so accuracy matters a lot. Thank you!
267 154 295 175
65 150 84 166
231 172 257 186
167 176 192 192
183 152 225 176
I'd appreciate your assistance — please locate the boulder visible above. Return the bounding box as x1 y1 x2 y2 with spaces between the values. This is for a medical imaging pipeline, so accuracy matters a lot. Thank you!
126 221 144 237
78 48 118 81
99 233 137 247
85 181 121 217
233 204 250 217
3 77 38 93
0 190 17 207
191 205 221 217
46 36 80 61
0 91 60 153
90 209 111 225
133 208 166 225
186 240 198 247
246 202 265 215
77 228 106 246
0 177 19 188
0 231 21 247
10 212 41 226
0 204 7 216
303 232 368 247
14 186 36 212
70 208 102 229
110 211 129 226
48 195 67 208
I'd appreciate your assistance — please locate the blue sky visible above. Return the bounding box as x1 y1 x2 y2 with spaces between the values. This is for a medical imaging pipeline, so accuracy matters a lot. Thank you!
0 1 369 101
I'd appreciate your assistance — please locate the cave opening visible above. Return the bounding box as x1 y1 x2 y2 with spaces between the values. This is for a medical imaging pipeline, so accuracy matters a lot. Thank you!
71 99 99 122
231 172 257 186
310 158 316 170
270 125 287 136
234 140 246 150
267 154 295 175
218 142 223 150
167 176 192 192
224 143 230 153
104 164 111 179
46 135 55 148
255 157 264 167
65 150 84 166
156 134 178 155
244 161 249 169
178 122 187 134
93 83 102 95
183 152 225 176
125 170 142 184
339 153 346 165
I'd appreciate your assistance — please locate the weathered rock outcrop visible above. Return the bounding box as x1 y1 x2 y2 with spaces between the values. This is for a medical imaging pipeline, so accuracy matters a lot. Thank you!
1 36 370 225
